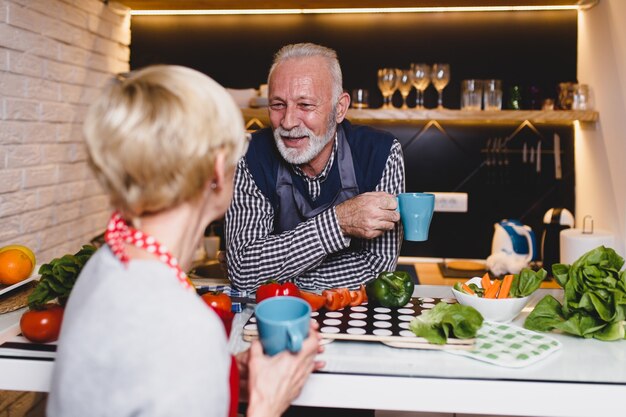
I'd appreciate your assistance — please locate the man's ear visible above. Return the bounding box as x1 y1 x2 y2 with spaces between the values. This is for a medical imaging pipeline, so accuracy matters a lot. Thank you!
335 91 351 123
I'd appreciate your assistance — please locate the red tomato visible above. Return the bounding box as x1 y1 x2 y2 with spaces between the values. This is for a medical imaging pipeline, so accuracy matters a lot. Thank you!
299 290 327 312
255 280 300 303
20 304 64 343
201 291 232 313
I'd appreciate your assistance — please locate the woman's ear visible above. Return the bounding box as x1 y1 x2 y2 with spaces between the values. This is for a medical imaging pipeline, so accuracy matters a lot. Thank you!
335 91 351 123
209 150 227 191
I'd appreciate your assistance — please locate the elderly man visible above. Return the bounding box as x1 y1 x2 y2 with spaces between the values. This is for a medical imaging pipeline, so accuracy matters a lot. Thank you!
226 43 405 292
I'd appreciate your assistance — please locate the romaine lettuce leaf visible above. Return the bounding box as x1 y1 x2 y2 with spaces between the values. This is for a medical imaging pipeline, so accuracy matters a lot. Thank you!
409 302 483 345
524 246 626 341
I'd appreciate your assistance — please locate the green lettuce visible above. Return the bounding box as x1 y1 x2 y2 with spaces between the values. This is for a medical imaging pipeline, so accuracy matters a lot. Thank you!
524 246 626 341
510 268 547 297
28 245 96 310
409 302 484 344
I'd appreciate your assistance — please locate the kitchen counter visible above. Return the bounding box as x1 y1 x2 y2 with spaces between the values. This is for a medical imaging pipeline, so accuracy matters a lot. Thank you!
399 256 562 289
228 285 624 416
0 284 624 416
188 256 562 289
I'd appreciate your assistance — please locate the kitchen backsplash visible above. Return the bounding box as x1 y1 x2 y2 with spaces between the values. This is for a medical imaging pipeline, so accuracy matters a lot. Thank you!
375 122 575 259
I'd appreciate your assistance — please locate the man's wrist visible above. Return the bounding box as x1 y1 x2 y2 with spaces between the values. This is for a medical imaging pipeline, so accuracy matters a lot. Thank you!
314 208 350 254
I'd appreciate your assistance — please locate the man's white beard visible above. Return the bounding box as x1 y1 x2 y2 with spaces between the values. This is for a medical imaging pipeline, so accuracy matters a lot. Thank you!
274 117 337 166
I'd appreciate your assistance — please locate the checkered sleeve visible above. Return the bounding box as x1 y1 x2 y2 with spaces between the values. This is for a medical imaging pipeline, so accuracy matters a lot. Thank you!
225 140 405 292
225 158 347 292
293 139 405 290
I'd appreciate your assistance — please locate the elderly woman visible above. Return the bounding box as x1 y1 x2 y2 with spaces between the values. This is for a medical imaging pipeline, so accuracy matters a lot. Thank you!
47 65 322 417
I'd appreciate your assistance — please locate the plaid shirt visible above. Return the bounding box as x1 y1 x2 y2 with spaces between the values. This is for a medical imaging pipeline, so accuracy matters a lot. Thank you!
225 138 405 292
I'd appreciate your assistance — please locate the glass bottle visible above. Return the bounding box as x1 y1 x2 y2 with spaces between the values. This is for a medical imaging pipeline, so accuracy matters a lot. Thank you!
508 85 522 110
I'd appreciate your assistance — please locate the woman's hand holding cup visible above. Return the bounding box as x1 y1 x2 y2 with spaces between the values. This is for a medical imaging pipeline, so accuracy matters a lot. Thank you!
246 319 324 417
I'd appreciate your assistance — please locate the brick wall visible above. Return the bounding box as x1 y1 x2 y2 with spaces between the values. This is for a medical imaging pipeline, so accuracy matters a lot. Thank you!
0 0 130 264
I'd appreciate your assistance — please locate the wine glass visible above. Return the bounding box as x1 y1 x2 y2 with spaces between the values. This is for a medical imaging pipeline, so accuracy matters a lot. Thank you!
410 63 431 109
431 63 450 109
377 68 399 109
396 69 413 109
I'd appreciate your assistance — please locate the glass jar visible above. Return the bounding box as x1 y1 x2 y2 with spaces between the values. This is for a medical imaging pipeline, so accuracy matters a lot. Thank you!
507 85 522 110
557 82 577 110
572 84 590 110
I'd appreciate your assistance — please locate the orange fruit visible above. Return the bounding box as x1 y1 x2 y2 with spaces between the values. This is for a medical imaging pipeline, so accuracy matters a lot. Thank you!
0 244 35 266
0 249 34 285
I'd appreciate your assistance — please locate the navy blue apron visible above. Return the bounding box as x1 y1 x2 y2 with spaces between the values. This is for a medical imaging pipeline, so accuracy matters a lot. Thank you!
275 128 359 233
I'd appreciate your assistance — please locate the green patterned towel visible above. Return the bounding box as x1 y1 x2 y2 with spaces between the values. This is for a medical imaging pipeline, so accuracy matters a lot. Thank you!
447 321 561 368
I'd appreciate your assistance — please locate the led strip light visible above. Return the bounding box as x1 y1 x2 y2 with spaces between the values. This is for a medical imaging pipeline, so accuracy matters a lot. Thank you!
130 5 586 16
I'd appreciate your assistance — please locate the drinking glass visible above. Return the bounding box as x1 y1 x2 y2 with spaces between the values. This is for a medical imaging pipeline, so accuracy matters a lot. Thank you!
461 79 483 111
377 68 399 109
351 88 369 109
431 63 450 109
410 63 430 109
483 79 503 111
397 69 413 109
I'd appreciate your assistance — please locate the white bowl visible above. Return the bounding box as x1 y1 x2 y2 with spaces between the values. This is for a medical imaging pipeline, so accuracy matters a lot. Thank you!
451 277 530 323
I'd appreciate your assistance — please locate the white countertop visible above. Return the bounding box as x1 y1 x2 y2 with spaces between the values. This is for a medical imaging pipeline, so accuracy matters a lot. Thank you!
2 285 625 416
230 286 626 384
228 285 626 416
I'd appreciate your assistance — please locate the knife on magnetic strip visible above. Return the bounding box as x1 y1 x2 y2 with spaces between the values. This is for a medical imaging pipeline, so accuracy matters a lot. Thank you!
554 133 562 179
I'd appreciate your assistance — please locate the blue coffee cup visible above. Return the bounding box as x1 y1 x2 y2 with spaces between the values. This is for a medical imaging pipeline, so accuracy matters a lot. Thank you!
397 193 435 241
254 296 311 356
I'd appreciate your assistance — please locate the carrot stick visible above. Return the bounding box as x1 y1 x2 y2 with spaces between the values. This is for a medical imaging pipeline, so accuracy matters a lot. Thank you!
484 280 501 298
498 274 514 299
481 273 492 290
462 283 475 295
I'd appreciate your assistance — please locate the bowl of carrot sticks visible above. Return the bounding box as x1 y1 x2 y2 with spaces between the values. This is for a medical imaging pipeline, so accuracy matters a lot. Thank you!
451 273 531 323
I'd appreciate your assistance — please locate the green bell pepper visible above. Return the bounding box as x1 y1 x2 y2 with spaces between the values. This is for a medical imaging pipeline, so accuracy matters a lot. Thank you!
366 271 415 308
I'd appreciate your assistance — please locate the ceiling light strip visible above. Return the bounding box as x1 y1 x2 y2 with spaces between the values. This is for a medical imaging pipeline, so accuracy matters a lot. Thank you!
130 5 581 16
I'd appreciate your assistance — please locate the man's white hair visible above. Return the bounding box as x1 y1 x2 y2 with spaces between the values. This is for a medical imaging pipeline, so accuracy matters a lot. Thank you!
267 42 343 103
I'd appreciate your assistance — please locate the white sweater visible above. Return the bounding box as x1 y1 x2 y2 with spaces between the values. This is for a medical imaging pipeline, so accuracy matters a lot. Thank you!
47 246 230 417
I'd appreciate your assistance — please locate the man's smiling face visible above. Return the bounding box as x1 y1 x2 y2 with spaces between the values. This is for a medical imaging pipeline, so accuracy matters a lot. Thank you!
268 56 337 166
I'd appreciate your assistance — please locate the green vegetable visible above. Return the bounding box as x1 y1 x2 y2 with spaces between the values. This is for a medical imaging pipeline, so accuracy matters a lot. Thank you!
524 246 626 341
453 269 545 299
28 245 96 310
467 283 485 297
453 282 484 296
509 268 547 298
409 302 484 344
366 271 414 308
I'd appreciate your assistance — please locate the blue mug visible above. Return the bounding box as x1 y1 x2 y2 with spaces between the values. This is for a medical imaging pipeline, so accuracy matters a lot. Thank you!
255 296 311 356
397 193 435 241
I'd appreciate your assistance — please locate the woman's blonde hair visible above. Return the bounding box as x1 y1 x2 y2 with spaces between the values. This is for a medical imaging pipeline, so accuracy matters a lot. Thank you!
84 65 246 217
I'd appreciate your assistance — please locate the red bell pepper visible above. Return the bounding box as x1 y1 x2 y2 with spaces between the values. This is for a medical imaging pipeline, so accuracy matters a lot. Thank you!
322 289 343 311
300 290 327 312
255 280 300 303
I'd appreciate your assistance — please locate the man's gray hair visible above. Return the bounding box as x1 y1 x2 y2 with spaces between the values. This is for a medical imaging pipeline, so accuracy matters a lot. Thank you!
268 43 343 102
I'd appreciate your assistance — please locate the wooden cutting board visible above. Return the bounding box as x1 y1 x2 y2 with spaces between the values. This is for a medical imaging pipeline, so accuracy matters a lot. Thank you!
0 282 36 314
446 260 487 271
242 297 475 350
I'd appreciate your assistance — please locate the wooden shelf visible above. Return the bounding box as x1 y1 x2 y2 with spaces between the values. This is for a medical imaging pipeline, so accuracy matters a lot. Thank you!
242 108 598 128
